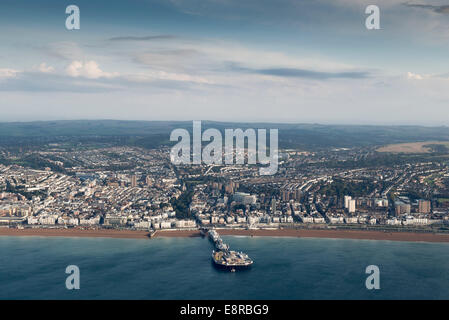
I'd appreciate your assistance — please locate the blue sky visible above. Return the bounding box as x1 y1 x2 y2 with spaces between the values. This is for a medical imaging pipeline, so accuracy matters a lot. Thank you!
1 0 449 124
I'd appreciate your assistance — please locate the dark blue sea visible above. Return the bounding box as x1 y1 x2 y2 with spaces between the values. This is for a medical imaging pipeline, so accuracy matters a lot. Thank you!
0 235 448 299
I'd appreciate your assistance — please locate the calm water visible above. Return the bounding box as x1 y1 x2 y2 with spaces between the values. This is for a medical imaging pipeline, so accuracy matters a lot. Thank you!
0 235 448 299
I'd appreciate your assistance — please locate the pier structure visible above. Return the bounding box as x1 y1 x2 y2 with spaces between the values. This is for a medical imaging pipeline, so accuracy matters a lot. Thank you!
208 229 230 251
208 229 253 270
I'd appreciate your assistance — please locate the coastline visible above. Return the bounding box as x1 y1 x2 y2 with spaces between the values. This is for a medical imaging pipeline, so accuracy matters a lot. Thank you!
1 227 449 243
0 228 151 239
217 228 449 243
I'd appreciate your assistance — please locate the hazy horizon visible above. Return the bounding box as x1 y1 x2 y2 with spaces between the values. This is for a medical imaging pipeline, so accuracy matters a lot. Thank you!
0 118 449 130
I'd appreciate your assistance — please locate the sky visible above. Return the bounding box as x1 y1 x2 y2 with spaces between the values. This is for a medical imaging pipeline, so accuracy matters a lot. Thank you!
1 0 449 125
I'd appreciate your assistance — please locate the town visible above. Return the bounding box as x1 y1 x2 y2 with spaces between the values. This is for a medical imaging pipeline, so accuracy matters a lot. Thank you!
1 141 448 233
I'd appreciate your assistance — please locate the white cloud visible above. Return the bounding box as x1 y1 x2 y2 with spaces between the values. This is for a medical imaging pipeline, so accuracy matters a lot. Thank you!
151 71 214 84
65 61 119 79
407 72 425 80
122 70 215 85
0 68 19 78
36 63 55 73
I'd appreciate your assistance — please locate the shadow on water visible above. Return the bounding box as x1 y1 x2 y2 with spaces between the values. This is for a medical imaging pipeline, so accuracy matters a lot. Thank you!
210 260 253 273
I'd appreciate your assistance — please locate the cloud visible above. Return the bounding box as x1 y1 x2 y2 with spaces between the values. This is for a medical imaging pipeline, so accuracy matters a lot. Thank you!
36 63 55 74
0 63 213 93
405 71 449 80
403 3 449 14
0 72 122 93
229 64 370 80
125 71 214 84
108 35 176 41
407 71 425 80
0 68 19 78
126 37 362 82
65 61 119 79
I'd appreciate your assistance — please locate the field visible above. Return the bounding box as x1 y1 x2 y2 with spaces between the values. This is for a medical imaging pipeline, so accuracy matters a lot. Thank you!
2 121 449 151
377 141 449 154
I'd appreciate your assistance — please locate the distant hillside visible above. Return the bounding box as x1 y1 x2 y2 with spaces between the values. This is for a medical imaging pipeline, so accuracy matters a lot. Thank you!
0 120 448 150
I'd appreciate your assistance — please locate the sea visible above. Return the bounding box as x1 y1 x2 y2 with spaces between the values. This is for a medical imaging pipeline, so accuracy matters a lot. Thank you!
0 235 448 300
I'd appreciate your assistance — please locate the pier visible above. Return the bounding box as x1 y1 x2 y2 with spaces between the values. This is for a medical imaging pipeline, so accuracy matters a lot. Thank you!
208 229 254 270
208 229 230 251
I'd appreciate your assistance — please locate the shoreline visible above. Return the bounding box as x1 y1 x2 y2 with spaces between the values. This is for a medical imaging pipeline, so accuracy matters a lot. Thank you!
1 227 449 243
216 229 449 243
0 228 151 239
